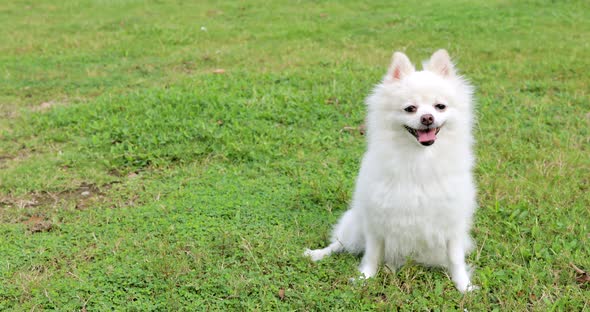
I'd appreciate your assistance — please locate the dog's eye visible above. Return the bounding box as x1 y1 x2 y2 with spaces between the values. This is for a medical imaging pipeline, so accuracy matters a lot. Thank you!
404 105 417 113
435 104 446 111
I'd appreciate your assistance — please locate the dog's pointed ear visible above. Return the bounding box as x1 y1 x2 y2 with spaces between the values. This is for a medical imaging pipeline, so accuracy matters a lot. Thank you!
426 49 455 78
387 52 415 81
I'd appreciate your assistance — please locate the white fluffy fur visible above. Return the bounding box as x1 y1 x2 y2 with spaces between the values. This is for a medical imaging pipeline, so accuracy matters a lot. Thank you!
304 49 477 292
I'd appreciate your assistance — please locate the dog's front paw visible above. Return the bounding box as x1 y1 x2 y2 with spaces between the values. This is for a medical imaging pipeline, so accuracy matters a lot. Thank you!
358 265 377 279
348 275 368 286
456 283 479 293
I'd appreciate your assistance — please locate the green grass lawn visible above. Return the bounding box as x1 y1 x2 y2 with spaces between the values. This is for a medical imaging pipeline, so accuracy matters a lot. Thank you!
1 0 589 310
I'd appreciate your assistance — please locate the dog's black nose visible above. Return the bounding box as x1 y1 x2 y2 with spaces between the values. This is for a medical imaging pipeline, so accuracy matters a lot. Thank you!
421 114 434 126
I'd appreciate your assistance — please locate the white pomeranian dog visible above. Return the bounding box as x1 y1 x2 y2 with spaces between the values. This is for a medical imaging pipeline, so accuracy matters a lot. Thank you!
305 49 477 292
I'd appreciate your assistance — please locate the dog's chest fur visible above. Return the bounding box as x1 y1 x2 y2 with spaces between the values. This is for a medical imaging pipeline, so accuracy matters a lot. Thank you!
355 146 475 263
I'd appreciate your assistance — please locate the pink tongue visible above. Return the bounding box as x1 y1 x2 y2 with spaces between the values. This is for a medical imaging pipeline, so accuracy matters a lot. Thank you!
417 128 437 142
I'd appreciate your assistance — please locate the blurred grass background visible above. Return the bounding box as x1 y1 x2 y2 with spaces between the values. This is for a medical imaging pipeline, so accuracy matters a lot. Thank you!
0 0 588 310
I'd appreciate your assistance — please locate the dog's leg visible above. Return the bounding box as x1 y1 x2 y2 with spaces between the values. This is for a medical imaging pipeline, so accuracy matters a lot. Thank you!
303 242 343 262
447 237 475 293
358 231 383 278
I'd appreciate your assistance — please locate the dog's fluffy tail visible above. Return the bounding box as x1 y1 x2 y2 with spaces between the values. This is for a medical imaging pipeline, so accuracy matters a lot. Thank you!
304 209 365 261
303 242 344 261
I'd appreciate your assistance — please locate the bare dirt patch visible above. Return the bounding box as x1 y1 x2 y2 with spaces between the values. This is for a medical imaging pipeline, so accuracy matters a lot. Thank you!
0 182 115 232
24 215 53 233
0 148 33 169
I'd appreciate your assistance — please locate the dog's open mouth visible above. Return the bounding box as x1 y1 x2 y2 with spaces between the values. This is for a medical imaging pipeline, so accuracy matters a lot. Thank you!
404 125 441 146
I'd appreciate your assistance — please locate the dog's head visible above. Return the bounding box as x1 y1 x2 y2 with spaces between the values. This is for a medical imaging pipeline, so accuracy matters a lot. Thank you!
368 50 473 147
